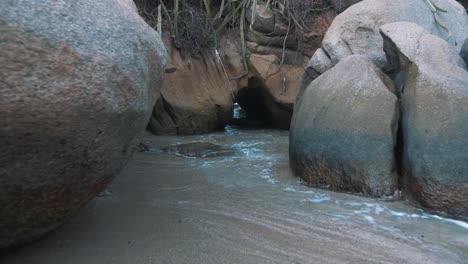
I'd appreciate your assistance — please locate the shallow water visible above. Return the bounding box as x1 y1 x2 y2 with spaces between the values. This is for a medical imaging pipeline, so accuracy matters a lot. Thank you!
2 126 467 264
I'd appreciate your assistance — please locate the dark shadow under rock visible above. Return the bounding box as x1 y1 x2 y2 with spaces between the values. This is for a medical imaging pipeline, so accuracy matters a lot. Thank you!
162 142 236 158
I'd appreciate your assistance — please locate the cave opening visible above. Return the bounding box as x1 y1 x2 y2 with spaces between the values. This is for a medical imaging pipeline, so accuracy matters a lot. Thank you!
228 78 276 129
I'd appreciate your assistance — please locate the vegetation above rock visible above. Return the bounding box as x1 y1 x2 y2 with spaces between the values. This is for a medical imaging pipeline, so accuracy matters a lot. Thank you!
134 0 334 60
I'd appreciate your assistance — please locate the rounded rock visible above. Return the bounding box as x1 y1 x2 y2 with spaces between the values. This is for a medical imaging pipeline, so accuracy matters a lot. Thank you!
0 0 166 250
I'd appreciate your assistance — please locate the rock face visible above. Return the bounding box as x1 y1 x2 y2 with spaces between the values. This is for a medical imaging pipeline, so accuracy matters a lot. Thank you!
290 55 399 197
146 1 342 135
147 35 244 135
247 54 304 129
304 0 468 88
0 0 166 250
148 31 306 135
381 22 468 218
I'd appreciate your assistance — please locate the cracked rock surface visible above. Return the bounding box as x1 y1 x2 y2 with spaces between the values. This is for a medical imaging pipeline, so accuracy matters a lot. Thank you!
382 22 468 218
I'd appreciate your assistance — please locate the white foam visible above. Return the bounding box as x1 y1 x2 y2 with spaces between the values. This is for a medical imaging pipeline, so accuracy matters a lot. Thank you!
343 201 363 207
364 205 468 230
424 214 468 230
388 209 410 217
329 214 348 220
232 142 263 148
302 196 331 203
282 186 315 194
374 204 385 215
224 125 236 135
354 209 371 214
201 161 217 168
363 215 375 224
259 167 278 184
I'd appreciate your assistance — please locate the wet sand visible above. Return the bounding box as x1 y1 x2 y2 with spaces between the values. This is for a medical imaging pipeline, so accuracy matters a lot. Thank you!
2 128 467 263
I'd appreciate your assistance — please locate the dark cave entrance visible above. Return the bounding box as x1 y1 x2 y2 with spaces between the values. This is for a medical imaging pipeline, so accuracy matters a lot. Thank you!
227 78 276 129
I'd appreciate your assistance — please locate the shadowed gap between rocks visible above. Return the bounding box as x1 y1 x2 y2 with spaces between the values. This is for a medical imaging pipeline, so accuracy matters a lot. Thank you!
228 77 278 129
385 48 406 193
393 107 404 191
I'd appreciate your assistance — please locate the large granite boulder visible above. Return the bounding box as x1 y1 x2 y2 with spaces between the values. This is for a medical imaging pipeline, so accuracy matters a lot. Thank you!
0 0 166 250
381 22 468 218
290 55 399 197
304 0 468 88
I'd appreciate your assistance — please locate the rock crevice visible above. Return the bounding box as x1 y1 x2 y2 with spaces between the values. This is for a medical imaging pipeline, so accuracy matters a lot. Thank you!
381 22 468 218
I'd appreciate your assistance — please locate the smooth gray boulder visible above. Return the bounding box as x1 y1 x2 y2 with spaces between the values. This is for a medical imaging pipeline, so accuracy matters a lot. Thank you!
0 0 166 250
308 48 333 75
290 55 399 197
306 0 467 84
299 48 332 97
381 22 468 218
